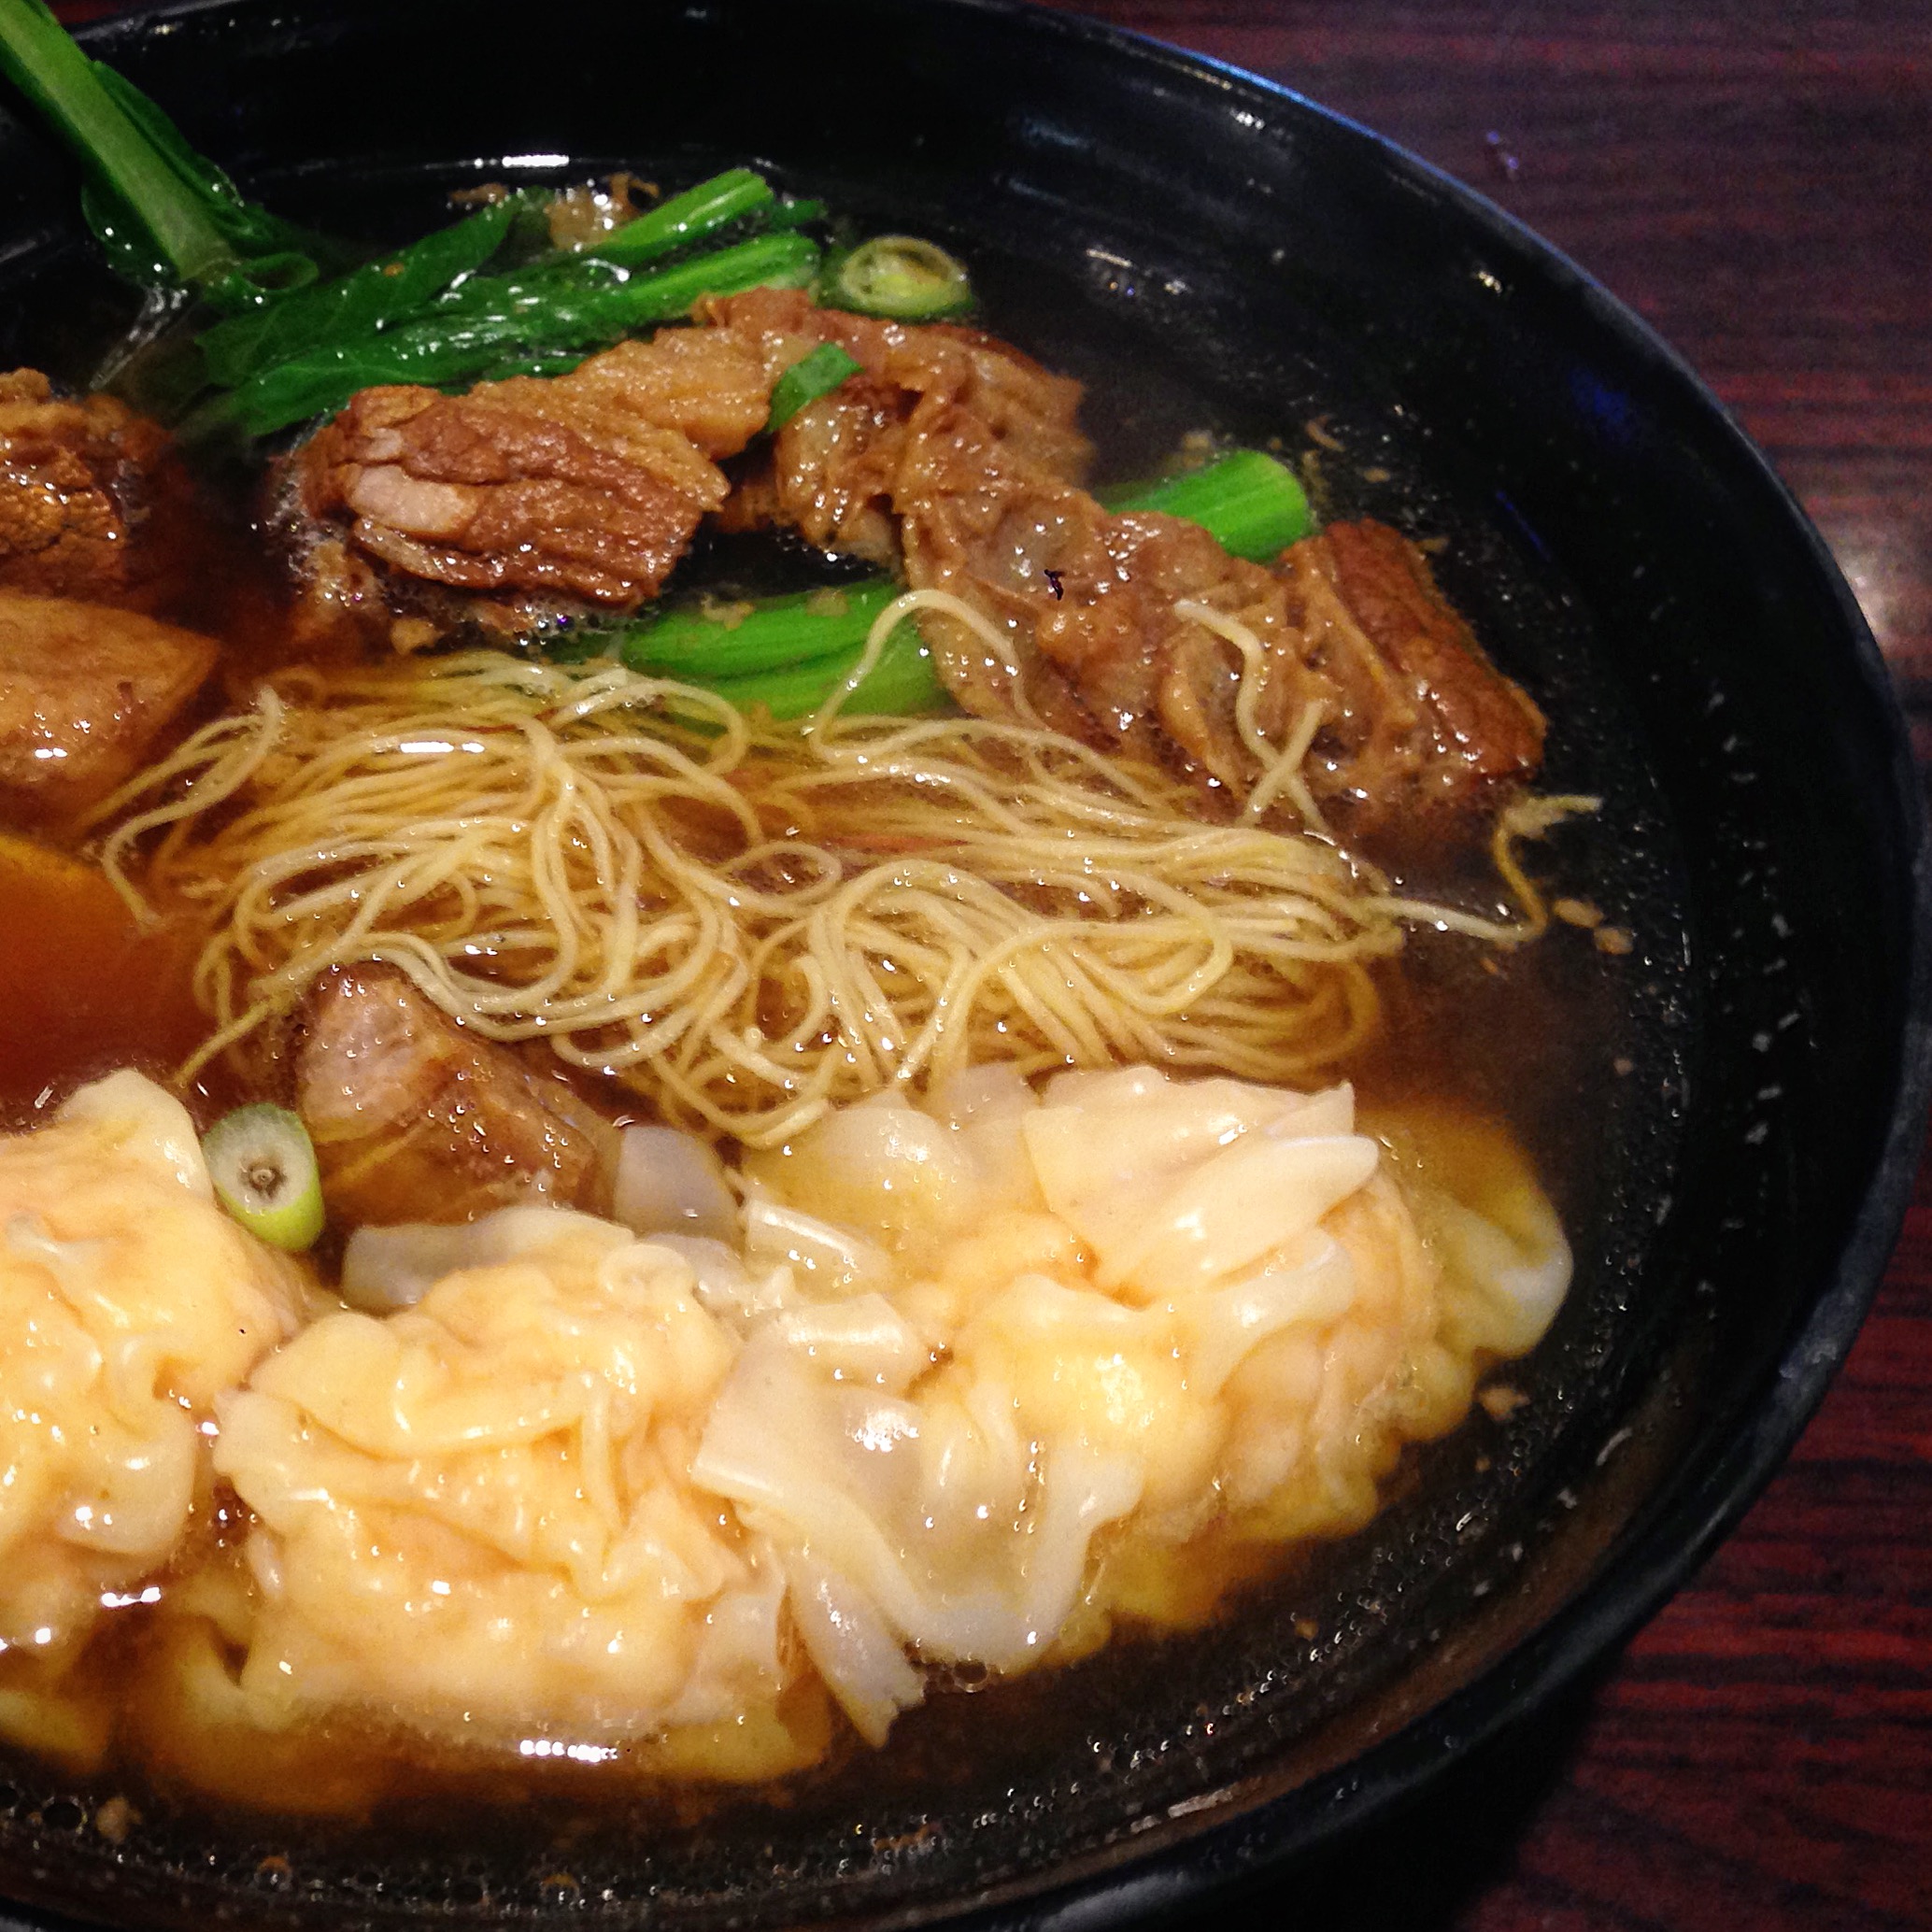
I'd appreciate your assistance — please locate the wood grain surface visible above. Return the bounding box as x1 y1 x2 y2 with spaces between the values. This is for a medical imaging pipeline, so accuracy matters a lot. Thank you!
1033 5 1931 1925
22 4 1932 1927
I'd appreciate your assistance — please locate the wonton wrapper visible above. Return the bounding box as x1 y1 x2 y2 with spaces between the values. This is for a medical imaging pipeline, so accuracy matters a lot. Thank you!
0 1072 313 1756
213 1214 815 1771
703 1069 1570 1741
142 1065 1567 1783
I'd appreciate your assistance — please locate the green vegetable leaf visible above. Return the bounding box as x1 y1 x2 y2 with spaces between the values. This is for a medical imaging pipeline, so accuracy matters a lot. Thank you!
1099 447 1314 558
767 196 828 231
0 0 334 304
619 578 901 681
197 199 520 388
583 166 774 267
227 230 820 434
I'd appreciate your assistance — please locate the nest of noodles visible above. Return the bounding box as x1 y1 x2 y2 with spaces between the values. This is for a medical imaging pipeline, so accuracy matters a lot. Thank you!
89 634 1592 1146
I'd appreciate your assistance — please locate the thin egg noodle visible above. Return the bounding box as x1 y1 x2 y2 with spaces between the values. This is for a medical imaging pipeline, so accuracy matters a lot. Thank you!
90 594 1596 1145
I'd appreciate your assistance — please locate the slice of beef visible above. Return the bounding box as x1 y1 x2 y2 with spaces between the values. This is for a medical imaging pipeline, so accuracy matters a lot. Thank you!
292 324 776 617
0 592 217 820
1151 520 1547 826
0 370 192 608
296 965 619 1229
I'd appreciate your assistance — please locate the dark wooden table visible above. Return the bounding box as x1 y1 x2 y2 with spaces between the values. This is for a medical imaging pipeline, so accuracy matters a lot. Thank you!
1037 5 1931 1926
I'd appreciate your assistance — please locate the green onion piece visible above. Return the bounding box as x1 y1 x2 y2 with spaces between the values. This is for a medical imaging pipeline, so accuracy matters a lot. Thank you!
1101 448 1315 559
824 234 973 320
767 342 864 431
584 167 774 266
201 1104 325 1251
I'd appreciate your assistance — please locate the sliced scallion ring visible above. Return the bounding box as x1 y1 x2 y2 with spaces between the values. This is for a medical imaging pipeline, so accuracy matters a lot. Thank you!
825 235 973 320
202 1104 324 1251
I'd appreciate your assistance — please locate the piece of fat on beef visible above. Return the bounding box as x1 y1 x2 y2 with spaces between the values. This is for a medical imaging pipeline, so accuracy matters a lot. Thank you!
0 370 193 609
889 393 1135 737
0 592 217 821
292 324 775 618
296 965 619 1229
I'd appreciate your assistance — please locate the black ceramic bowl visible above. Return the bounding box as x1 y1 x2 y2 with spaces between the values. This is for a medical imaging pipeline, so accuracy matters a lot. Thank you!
0 3 1925 1927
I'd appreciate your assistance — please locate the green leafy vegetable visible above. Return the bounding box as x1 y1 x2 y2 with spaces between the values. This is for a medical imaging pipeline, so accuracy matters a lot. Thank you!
0 0 334 308
196 198 522 387
617 581 945 717
767 196 829 231
583 166 773 266
1099 447 1314 557
692 620 943 720
198 170 827 432
767 342 864 431
222 229 822 435
618 579 902 681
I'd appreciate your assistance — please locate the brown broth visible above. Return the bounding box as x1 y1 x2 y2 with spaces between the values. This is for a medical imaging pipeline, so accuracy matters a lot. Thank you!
0 838 206 1122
